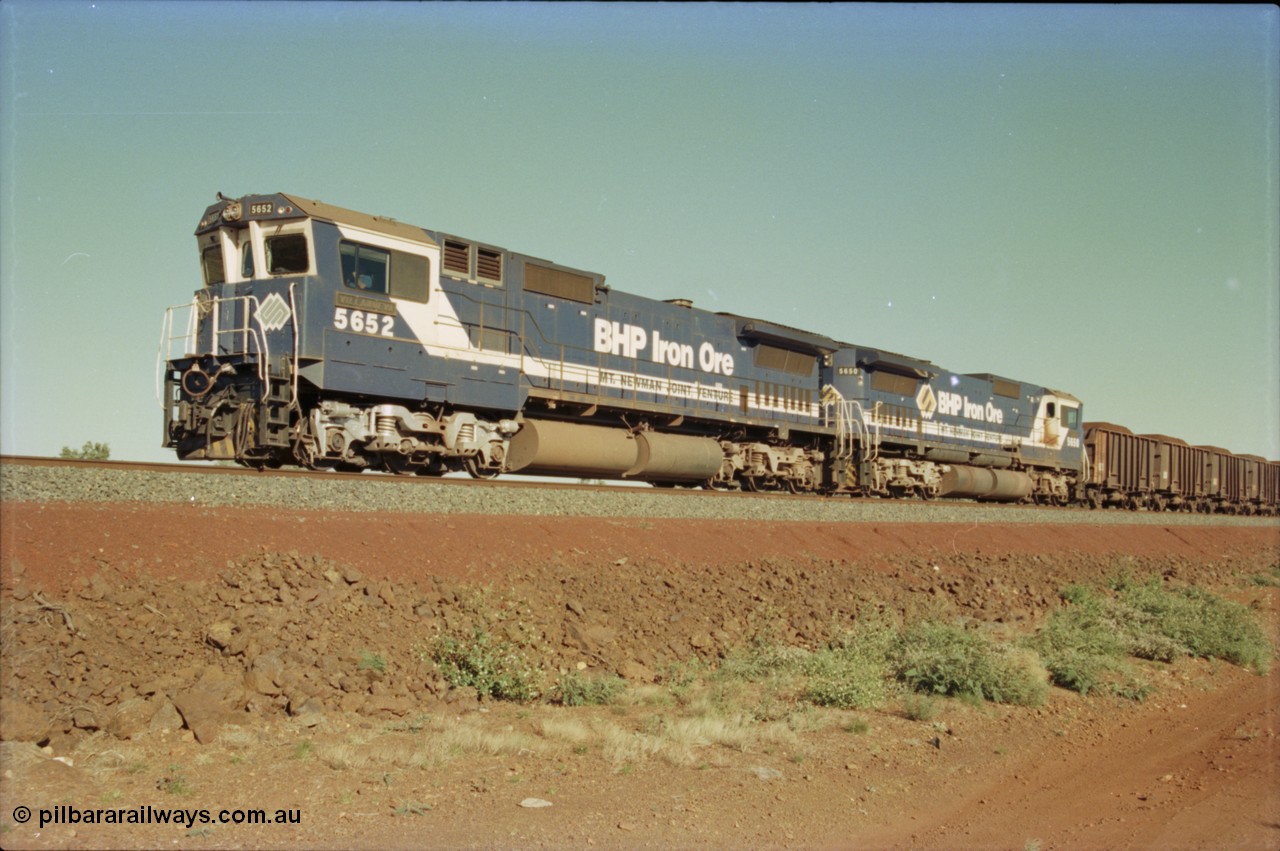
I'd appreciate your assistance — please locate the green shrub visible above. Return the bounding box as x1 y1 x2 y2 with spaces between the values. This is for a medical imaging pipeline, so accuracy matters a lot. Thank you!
556 671 626 706
802 615 898 709
1034 578 1273 698
1032 586 1137 696
894 621 1047 707
1117 579 1271 675
803 655 891 710
424 627 540 702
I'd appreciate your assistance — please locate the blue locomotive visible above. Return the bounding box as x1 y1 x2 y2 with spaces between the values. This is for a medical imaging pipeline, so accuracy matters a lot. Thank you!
159 192 1086 502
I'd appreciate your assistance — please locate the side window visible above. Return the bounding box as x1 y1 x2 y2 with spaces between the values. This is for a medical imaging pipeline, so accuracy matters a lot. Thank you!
201 245 226 286
265 233 309 275
1062 406 1079 429
240 242 255 279
339 241 389 294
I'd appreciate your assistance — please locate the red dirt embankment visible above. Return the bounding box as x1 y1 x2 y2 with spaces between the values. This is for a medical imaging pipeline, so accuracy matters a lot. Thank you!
1 500 1277 850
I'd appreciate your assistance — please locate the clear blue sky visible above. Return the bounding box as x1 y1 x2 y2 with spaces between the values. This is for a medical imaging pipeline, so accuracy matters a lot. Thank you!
2 2 1277 462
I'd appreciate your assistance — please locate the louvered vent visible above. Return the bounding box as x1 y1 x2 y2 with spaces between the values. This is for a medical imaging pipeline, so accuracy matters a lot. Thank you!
476 247 502 282
443 239 470 275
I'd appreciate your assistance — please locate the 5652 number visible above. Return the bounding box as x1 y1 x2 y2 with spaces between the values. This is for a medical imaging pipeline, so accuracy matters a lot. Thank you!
333 308 393 337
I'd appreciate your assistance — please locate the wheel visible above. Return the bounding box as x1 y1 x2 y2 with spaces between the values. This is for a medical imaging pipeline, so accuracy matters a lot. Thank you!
464 456 500 480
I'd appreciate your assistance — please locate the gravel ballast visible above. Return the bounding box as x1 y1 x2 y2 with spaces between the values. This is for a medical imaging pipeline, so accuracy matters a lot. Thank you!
3 461 1277 527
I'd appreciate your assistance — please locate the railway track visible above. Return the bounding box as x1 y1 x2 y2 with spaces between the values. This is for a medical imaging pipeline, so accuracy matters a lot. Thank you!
4 455 1277 528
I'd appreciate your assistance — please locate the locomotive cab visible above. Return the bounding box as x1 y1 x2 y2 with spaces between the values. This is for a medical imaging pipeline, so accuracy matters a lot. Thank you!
162 195 316 464
160 193 518 474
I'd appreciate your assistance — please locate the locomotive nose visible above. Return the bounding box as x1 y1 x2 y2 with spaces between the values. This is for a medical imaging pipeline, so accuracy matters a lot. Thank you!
181 365 213 397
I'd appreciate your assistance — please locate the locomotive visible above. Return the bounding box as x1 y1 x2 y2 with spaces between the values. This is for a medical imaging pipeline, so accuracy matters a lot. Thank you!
159 192 1277 514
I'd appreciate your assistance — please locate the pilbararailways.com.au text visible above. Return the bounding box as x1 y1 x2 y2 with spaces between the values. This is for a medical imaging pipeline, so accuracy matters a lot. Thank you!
27 804 301 830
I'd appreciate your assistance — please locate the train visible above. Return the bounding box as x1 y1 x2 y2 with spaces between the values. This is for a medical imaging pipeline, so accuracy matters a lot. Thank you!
158 192 1279 515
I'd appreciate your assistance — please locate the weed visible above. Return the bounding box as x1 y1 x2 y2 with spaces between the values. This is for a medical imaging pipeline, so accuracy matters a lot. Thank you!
894 621 1048 706
158 765 192 797
385 713 431 734
1035 578 1273 698
802 615 899 710
1251 565 1280 587
556 671 626 707
717 634 807 682
663 657 705 701
358 650 387 673
1116 578 1272 674
902 694 940 722
1031 586 1133 695
424 627 540 701
393 801 432 817
843 717 871 735
291 740 315 760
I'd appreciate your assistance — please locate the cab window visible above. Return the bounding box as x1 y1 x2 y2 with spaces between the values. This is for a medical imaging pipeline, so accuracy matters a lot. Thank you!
240 242 255 278
265 233 309 275
1061 406 1080 429
201 246 225 286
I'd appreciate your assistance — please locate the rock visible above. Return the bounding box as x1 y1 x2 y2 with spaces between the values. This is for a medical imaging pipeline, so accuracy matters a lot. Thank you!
0 698 51 743
171 688 235 744
205 621 235 650
367 695 414 717
444 687 480 710
619 660 656 683
245 652 284 696
148 699 183 734
584 625 617 647
751 766 783 782
105 697 157 740
71 707 100 731
289 696 324 718
519 798 553 808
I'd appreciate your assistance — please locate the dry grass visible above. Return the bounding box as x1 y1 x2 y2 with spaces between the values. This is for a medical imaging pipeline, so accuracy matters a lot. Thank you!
314 717 544 771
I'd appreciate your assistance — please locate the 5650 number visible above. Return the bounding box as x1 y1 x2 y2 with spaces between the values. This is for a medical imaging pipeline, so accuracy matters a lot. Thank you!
333 308 393 337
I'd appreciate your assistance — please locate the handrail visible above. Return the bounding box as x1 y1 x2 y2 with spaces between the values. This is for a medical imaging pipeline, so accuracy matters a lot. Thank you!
157 294 275 403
